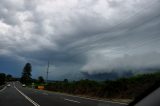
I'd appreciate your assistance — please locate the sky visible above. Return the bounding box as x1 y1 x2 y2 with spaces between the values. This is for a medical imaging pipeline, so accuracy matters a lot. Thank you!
0 0 160 80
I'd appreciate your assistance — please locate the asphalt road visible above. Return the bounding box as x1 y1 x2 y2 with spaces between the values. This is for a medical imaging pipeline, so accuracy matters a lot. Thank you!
0 82 127 106
134 86 160 106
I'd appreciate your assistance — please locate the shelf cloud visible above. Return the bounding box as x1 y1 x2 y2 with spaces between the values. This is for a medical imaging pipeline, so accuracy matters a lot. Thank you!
0 0 160 80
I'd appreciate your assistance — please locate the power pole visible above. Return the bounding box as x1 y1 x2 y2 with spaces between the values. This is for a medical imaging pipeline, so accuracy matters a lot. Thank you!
46 61 49 83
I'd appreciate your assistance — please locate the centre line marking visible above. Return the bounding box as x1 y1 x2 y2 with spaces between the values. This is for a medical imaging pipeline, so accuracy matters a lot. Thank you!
64 98 80 103
43 93 48 95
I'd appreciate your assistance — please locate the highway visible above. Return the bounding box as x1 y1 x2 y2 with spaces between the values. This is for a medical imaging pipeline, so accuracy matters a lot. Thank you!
134 86 160 106
0 82 127 106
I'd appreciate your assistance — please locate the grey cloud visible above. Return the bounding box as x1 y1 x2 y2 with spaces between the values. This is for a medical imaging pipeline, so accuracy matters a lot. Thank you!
0 0 160 80
82 52 160 74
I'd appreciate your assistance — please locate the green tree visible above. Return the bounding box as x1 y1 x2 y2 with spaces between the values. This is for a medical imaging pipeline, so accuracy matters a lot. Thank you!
20 63 32 84
6 74 12 81
38 76 44 83
0 73 6 85
63 79 68 83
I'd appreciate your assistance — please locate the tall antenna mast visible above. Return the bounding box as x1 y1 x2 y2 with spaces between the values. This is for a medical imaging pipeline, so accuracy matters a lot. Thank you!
46 61 49 83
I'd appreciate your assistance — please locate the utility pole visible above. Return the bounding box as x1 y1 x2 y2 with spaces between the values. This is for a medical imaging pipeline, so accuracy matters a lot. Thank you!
46 61 49 83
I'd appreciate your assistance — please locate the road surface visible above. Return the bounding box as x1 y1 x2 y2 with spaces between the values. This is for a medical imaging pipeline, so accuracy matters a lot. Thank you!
0 82 127 106
134 86 160 106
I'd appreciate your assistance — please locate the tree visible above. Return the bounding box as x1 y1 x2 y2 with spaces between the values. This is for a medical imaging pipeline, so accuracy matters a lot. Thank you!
6 74 12 81
20 63 32 84
38 76 44 83
0 73 6 85
63 79 68 83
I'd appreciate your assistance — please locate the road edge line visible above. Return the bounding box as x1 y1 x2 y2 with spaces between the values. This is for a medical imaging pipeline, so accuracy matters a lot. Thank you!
0 86 6 92
14 83 40 106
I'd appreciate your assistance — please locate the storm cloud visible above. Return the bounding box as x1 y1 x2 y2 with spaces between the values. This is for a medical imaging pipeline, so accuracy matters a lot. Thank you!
0 0 160 80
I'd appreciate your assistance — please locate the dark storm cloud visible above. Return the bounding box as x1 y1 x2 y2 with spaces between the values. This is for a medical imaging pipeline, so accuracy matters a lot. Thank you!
0 55 25 77
0 0 160 80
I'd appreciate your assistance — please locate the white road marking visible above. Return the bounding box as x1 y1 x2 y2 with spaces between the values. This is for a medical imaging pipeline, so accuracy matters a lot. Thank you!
0 86 6 92
13 83 40 106
48 91 128 105
64 98 80 103
68 95 128 105
42 92 48 95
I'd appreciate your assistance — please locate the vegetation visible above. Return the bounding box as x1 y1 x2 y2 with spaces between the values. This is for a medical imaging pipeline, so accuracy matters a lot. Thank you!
38 76 44 83
0 73 6 85
20 63 32 84
0 73 15 85
38 72 160 100
6 74 13 82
